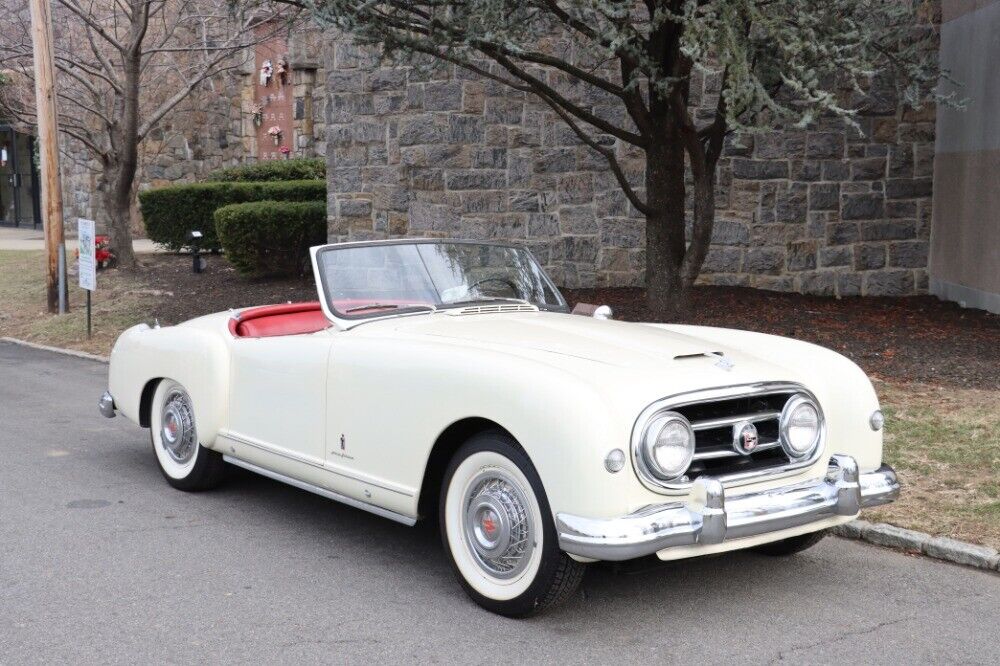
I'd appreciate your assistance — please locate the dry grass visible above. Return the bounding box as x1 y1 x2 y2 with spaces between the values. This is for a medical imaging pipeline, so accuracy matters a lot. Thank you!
0 250 155 356
868 381 1000 549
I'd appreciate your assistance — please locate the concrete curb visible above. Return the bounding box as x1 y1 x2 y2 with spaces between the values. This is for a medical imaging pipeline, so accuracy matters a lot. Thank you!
833 520 1000 573
0 337 109 364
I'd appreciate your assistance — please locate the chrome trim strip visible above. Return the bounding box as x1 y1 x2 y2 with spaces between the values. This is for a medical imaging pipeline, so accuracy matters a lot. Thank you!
692 440 781 461
98 391 116 418
223 455 417 527
630 382 826 495
218 430 415 498
690 411 781 431
557 455 900 561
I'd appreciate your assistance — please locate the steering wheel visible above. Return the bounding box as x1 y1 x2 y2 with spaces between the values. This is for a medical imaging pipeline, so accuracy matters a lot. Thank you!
468 276 522 298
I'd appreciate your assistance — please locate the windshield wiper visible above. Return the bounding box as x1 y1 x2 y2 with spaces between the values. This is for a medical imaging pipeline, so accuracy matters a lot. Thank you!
344 303 436 314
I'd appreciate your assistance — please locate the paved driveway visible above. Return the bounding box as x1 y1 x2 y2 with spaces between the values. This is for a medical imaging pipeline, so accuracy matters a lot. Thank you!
1 341 997 664
0 226 160 252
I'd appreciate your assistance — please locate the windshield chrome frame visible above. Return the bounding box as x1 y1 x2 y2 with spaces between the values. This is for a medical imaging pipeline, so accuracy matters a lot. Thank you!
310 239 568 330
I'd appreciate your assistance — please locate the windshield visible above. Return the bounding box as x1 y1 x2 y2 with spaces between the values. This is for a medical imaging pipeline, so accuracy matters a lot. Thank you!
315 241 566 319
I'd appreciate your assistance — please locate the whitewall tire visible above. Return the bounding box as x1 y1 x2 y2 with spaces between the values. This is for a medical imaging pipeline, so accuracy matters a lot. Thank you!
440 432 585 616
149 379 226 491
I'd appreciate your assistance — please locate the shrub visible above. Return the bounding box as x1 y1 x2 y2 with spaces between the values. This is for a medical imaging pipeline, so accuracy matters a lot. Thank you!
139 179 326 251
206 158 326 183
214 200 327 276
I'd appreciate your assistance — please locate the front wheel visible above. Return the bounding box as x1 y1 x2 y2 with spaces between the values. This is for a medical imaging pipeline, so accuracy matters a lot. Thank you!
439 432 585 617
149 379 226 491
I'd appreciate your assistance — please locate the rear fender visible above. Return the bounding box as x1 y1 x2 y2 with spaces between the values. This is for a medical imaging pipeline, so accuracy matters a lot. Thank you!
108 324 231 447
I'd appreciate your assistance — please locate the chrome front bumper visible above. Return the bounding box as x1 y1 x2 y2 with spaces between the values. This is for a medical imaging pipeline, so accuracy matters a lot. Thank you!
98 391 116 418
557 454 898 561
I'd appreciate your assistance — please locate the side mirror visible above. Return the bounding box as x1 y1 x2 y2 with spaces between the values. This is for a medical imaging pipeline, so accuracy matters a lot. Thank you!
571 303 614 320
593 305 613 320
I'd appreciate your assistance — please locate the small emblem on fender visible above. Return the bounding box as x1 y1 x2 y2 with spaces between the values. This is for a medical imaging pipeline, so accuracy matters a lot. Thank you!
732 421 759 455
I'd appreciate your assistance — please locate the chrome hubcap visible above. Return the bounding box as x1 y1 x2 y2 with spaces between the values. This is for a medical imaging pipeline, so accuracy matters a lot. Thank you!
160 390 196 464
462 469 534 579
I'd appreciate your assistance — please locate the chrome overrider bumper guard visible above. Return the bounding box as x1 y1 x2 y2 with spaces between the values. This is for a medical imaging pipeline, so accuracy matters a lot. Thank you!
557 455 898 561
98 391 116 418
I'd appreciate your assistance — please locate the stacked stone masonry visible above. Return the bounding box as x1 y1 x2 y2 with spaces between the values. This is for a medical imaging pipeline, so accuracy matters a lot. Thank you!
324 37 935 296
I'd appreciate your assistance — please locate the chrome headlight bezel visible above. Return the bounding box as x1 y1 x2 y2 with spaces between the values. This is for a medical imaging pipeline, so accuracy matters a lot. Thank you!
778 393 825 459
633 410 696 484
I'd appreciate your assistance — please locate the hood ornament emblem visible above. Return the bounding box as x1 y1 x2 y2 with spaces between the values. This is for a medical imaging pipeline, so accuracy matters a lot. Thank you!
705 352 734 371
733 421 759 455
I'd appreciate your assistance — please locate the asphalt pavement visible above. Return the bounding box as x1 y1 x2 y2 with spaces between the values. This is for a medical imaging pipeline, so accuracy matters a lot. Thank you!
1 340 998 664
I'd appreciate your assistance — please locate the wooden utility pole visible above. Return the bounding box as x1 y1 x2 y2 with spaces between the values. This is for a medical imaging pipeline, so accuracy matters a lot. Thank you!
28 0 67 313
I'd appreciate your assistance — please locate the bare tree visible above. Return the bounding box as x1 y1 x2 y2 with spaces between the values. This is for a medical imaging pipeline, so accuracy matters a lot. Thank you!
0 0 300 269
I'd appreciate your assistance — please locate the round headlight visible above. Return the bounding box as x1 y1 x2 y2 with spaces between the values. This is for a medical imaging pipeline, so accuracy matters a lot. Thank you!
870 409 885 431
779 394 822 458
641 412 695 480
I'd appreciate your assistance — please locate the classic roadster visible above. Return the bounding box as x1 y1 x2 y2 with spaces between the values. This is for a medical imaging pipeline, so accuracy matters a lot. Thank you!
100 239 898 616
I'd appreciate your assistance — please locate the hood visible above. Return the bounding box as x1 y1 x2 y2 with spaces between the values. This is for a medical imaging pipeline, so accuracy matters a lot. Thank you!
386 311 783 377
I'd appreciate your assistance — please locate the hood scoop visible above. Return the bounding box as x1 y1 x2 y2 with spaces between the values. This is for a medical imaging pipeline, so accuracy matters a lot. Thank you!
674 351 724 361
445 303 539 316
674 350 735 371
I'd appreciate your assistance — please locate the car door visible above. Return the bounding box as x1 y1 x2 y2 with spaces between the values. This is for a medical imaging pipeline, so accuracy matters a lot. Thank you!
226 332 333 467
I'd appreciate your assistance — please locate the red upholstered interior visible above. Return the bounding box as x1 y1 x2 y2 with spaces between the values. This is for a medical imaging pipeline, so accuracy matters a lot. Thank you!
230 301 330 338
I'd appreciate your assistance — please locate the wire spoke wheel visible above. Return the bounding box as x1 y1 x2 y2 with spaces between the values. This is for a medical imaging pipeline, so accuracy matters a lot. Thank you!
149 379 226 491
160 390 197 465
462 469 535 580
440 432 585 616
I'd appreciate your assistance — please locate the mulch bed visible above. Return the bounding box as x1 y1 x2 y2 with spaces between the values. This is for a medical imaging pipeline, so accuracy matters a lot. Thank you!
135 254 999 390
564 286 1000 391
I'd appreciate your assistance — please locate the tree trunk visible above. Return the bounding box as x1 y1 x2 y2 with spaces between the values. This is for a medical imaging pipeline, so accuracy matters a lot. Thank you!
101 164 137 270
644 132 689 319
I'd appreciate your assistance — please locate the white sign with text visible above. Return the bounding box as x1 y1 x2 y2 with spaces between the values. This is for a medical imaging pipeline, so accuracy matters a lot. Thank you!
78 218 96 291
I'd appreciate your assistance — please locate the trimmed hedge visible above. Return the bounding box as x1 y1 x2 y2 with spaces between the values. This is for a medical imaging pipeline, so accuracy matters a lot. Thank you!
206 158 325 183
214 200 327 276
139 179 326 251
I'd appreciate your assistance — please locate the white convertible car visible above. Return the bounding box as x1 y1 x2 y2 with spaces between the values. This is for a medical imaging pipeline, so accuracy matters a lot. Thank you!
100 239 898 616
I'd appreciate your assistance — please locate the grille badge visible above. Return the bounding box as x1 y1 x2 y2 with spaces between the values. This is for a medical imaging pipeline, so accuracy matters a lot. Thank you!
732 421 759 455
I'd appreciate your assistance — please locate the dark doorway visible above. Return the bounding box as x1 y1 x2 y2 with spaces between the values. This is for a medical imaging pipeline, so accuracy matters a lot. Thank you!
0 125 42 228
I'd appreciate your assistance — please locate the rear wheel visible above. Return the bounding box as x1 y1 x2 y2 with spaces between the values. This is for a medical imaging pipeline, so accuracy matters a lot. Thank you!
149 379 226 491
439 432 585 617
753 529 829 556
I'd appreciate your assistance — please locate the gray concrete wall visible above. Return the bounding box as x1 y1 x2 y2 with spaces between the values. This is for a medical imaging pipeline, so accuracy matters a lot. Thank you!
930 0 1000 313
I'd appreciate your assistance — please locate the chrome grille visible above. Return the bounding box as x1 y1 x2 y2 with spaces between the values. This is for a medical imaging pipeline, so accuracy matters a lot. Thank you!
630 383 825 493
675 390 796 480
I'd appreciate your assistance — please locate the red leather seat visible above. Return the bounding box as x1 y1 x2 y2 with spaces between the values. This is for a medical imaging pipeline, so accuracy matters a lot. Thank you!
229 302 331 338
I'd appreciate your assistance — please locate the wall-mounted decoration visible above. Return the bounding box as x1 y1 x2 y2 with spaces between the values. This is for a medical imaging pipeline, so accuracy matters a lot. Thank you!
259 59 273 87
276 56 288 86
267 125 283 146
249 102 264 127
279 146 291 159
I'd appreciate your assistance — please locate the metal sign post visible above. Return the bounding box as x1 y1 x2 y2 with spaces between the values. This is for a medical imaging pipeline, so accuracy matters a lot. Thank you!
77 218 96 338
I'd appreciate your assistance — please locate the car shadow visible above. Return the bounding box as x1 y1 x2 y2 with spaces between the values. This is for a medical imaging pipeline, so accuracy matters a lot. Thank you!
196 463 874 627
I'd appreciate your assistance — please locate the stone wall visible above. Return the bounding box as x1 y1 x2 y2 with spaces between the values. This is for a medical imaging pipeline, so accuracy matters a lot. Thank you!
324 38 935 296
